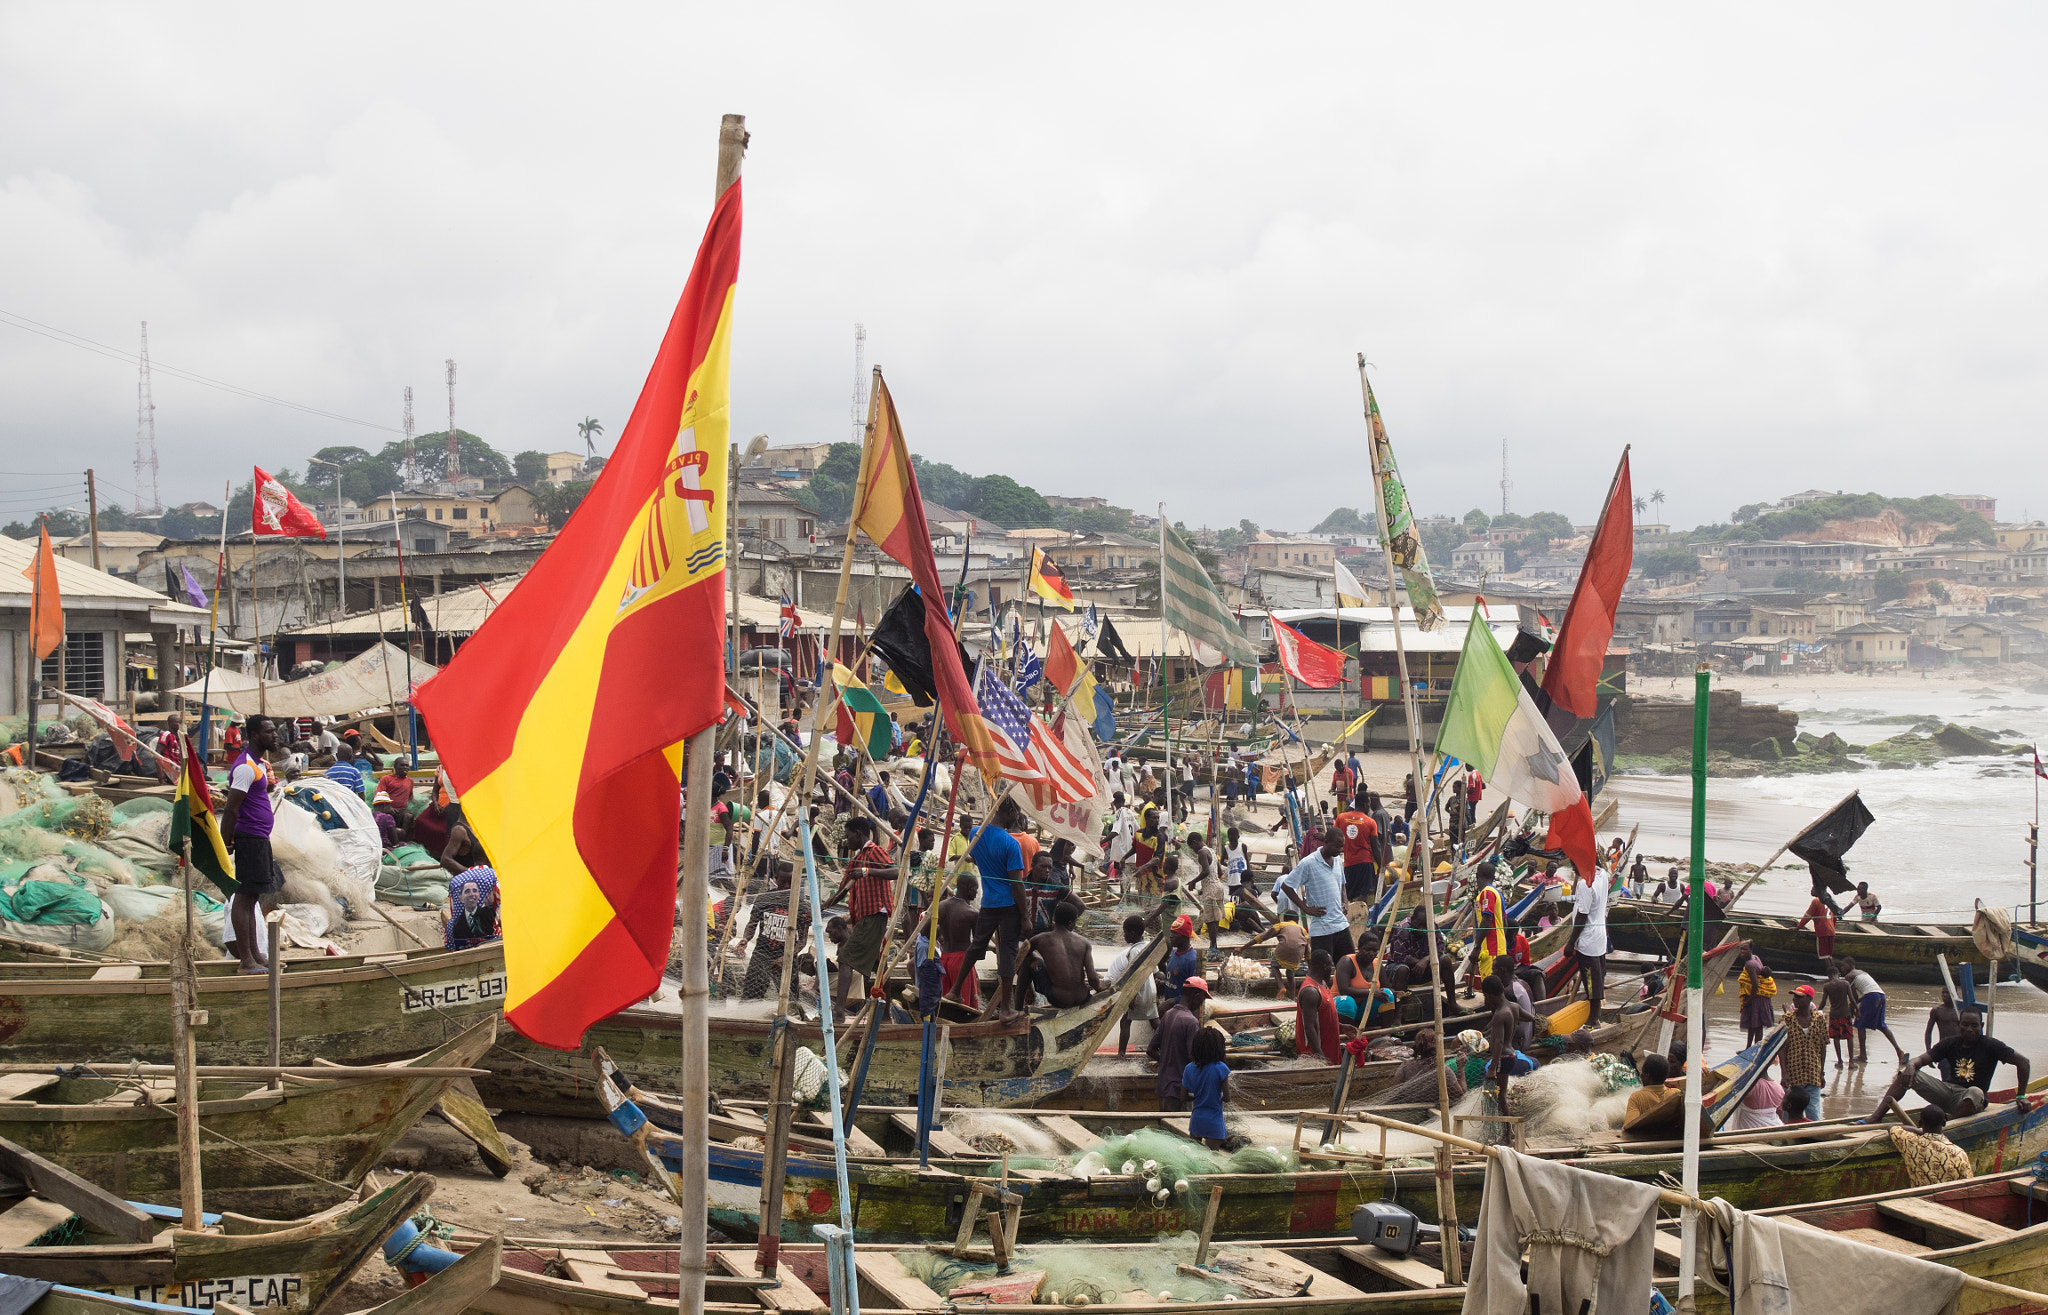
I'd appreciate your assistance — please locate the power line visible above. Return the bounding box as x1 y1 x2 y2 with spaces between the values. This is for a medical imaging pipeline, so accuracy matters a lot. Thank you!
0 310 403 434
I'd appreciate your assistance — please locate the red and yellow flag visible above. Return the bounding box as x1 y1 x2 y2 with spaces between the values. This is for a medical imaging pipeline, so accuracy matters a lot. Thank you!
23 525 62 663
412 180 742 1049
851 375 1000 778
1028 548 1075 610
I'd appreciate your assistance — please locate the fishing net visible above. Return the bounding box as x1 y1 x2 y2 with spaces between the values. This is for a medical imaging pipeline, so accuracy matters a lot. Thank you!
110 797 174 822
98 816 180 881
378 844 448 904
901 1231 1262 1304
1475 1056 1637 1144
0 717 84 746
943 1111 1071 1159
0 794 116 844
1012 1129 1303 1202
0 770 66 819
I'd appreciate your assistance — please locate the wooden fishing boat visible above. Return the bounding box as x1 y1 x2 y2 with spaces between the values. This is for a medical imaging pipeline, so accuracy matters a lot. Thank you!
1606 898 1991 984
488 934 1171 1116
0 1019 494 1216
0 1172 435 1314
1655 1168 2048 1315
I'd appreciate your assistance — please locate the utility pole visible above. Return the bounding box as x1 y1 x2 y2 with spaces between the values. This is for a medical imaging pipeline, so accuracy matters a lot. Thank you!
402 387 416 485
444 360 459 483
84 470 102 571
1500 434 1512 517
135 323 161 513
851 324 867 444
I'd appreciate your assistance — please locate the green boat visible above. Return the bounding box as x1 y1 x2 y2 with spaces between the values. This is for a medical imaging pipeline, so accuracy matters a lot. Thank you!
1605 898 1992 984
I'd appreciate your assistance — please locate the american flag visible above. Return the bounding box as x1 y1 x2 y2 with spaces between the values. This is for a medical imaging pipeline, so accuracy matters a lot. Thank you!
778 594 798 639
974 660 1094 803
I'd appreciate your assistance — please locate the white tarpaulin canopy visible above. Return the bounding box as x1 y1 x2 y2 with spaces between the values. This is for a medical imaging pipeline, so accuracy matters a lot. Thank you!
171 642 438 718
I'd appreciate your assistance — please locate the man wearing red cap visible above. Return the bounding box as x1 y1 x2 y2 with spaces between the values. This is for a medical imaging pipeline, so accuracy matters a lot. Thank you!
1161 913 1201 1008
1778 983 1831 1121
1148 973 1208 1109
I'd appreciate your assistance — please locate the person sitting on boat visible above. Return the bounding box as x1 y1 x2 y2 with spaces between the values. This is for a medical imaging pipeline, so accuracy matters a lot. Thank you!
1158 914 1201 1007
1386 906 1459 1013
934 873 981 1010
444 869 501 949
1888 1106 1972 1187
1731 1076 1786 1132
1853 881 1883 922
1242 912 1308 994
1019 900 1101 1010
1862 1006 2029 1124
1478 977 1539 1115
1738 955 1777 1048
1491 956 1539 1053
1623 1052 1716 1142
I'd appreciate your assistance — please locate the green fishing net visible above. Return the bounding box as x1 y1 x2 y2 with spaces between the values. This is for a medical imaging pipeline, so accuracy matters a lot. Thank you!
0 879 103 925
111 797 174 822
0 794 115 843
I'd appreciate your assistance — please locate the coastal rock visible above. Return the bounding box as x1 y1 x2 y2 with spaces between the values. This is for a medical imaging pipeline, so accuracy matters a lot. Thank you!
1744 737 1783 760
1613 691 1797 756
1814 732 1852 756
1934 723 2007 756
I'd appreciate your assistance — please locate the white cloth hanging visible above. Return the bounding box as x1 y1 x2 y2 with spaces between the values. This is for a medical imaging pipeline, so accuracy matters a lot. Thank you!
1462 1147 1663 1315
1696 1197 1965 1315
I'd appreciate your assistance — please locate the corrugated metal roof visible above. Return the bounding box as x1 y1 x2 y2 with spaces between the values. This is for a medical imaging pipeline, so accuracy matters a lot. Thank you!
0 533 206 617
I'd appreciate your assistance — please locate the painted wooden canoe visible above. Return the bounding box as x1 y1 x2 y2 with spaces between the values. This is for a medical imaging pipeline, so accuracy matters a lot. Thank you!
486 932 1172 1115
0 1173 434 1314
1606 899 1992 984
1659 1168 2048 1315
0 1018 494 1217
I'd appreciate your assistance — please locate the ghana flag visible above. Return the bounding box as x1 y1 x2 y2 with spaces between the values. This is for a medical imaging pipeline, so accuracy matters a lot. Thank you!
831 663 892 760
411 177 742 1049
168 733 236 896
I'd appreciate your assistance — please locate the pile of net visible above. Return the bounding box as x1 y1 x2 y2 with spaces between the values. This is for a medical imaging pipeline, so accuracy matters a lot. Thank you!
901 1231 1273 1304
1462 1056 1639 1144
0 715 91 747
976 1128 1300 1201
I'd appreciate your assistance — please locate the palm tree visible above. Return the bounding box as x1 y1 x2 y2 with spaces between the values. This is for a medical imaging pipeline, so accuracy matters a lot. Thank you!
1633 495 1648 516
1651 488 1667 519
577 417 604 462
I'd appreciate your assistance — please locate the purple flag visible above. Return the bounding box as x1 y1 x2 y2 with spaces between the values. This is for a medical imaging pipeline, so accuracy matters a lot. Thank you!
179 565 208 610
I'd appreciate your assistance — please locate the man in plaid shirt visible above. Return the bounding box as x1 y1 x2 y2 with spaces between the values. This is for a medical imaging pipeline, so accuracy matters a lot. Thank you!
826 817 896 1022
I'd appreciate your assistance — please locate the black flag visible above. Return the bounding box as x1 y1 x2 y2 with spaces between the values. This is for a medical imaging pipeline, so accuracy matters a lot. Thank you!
1787 793 1875 894
1096 615 1135 663
870 585 974 709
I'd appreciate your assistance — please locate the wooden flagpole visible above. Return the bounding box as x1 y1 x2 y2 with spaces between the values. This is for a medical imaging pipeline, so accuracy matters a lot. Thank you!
1358 354 1460 1285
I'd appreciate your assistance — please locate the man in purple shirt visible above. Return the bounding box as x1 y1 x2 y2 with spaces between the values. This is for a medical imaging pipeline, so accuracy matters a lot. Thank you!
220 714 284 973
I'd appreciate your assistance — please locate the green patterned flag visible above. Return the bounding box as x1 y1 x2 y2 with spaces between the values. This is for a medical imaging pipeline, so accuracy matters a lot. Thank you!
1363 375 1444 631
1160 521 1261 666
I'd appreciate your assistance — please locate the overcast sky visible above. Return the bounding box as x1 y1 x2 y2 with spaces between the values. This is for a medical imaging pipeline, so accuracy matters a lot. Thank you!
4 5 2045 532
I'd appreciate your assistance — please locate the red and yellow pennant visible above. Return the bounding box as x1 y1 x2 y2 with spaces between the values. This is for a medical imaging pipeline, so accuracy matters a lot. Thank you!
413 181 742 1049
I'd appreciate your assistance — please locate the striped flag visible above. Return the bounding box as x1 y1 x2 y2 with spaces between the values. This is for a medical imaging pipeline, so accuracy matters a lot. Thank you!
411 175 742 1049
168 733 236 896
1161 522 1260 665
778 593 798 639
973 661 1094 803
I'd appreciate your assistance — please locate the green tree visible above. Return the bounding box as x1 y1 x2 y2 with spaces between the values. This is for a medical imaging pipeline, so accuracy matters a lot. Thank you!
1313 507 1373 534
967 474 1053 528
1640 547 1701 580
909 455 973 509
2 509 86 540
1238 518 1260 537
513 451 551 487
535 478 596 528
1934 511 1993 544
576 417 604 457
379 431 511 485
1462 507 1491 536
1489 512 1527 530
96 503 131 532
1523 511 1576 544
311 444 401 505
1927 579 1951 601
814 443 862 485
154 507 207 539
1062 506 1132 534
1873 568 1909 602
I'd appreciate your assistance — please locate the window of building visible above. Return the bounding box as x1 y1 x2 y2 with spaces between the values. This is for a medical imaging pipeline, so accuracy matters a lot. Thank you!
40 632 106 699
453 508 468 520
772 519 787 539
1737 622 1749 634
416 539 434 554
434 509 444 520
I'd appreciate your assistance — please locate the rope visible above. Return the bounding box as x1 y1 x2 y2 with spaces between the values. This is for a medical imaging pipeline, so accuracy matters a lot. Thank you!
386 1205 455 1266
195 1122 354 1192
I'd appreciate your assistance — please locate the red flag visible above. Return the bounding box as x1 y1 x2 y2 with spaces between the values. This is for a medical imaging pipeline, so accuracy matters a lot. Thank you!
1543 797 1599 884
1272 620 1346 689
1046 622 1082 696
1540 450 1631 719
252 467 327 538
22 524 62 662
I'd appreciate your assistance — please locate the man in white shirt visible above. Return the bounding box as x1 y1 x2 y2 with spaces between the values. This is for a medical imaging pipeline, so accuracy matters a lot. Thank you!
1656 866 1685 905
1278 830 1353 960
1572 864 1611 1021
1107 792 1136 881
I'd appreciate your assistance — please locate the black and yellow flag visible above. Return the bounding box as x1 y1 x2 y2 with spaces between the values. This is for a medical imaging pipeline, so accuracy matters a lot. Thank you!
167 734 236 896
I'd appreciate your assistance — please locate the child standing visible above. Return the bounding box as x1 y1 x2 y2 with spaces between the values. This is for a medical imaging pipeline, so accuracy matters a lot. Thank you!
1821 962 1855 1068
1107 915 1158 1057
1183 1027 1232 1149
1738 955 1777 1048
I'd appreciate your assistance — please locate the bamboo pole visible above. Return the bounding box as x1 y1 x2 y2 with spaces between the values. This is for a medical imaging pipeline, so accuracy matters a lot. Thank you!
675 121 748 1315
266 910 283 1090
756 365 868 1276
173 835 202 1229
1357 354 1459 1286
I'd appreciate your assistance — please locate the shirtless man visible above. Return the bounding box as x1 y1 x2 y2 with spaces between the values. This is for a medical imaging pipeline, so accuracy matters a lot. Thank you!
1480 975 1539 1106
934 874 982 1008
1019 901 1101 1008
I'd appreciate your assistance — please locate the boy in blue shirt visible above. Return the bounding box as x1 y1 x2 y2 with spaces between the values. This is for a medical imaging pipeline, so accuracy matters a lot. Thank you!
960 798 1028 1022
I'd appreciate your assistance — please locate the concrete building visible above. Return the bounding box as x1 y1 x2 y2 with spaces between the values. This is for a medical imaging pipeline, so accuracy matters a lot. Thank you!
733 486 818 555
1246 537 1333 570
1044 495 1109 510
1834 620 1913 668
1517 555 1584 581
1450 541 1506 574
363 486 538 535
542 452 586 485
753 442 835 474
1867 545 2015 583
1803 594 1866 635
1715 540 1875 578
1778 489 1837 508
1947 619 2012 663
1067 531 1159 571
55 531 166 578
0 534 207 716
1692 599 1818 641
1944 494 1997 519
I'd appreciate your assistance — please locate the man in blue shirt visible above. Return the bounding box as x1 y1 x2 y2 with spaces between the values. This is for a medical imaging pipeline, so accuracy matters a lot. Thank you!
961 797 1028 1022
1277 829 1353 961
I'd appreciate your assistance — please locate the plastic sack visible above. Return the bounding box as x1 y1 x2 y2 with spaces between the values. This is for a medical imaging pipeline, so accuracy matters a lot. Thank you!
280 782 383 901
0 901 115 951
0 879 107 926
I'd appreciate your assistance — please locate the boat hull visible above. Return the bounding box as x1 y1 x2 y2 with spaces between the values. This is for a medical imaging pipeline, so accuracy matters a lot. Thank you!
1608 900 1993 984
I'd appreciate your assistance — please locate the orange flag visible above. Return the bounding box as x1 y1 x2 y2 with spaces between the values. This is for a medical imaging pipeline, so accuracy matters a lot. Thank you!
1046 620 1082 696
23 525 61 662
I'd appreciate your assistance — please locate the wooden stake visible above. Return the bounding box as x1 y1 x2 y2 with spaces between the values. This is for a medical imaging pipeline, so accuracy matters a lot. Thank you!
265 910 283 1089
1195 1185 1225 1265
173 837 203 1229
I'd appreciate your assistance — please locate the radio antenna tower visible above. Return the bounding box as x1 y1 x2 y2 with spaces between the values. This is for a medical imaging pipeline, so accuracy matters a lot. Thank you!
402 387 416 483
444 360 458 482
1499 435 1513 516
851 323 867 442
134 322 161 513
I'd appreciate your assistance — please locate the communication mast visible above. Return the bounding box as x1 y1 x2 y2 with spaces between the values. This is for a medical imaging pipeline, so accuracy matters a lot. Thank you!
402 386 415 483
851 323 866 441
444 360 458 482
134 322 161 513
1500 435 1512 516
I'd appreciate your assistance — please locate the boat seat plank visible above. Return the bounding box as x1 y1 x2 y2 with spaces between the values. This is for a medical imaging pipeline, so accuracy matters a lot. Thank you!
1156 1115 1194 1137
0 1198 76 1249
559 1250 645 1296
0 1076 58 1103
887 1113 975 1159
1337 1244 1446 1289
712 1252 824 1314
1245 1249 1360 1297
2009 1178 2048 1204
88 965 142 981
1919 927 1950 937
1652 1229 1684 1269
1876 1197 2013 1243
854 1252 945 1311
1033 1114 1101 1151
1833 1227 1934 1255
1857 926 1889 937
799 1112 885 1158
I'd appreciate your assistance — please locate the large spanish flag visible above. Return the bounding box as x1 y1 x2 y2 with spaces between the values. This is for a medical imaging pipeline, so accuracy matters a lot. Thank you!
412 180 742 1049
851 374 1000 777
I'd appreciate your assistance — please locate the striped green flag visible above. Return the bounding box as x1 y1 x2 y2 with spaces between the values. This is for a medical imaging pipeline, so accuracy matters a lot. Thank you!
1362 374 1444 631
1160 522 1261 666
